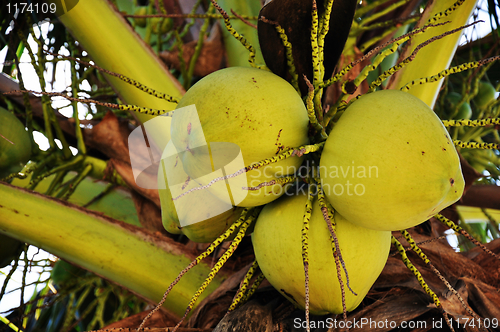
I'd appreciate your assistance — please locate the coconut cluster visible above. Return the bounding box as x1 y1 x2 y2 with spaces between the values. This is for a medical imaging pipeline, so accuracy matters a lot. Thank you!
158 66 309 242
158 67 465 314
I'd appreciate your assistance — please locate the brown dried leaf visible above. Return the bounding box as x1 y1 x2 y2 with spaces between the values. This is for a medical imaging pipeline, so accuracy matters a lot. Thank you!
381 232 494 289
258 0 357 96
460 185 500 210
329 289 432 332
438 278 472 317
323 48 370 109
103 309 179 329
86 328 211 332
160 24 224 77
464 277 500 320
464 238 500 288
187 264 251 329
212 299 273 332
105 158 161 208
130 190 165 234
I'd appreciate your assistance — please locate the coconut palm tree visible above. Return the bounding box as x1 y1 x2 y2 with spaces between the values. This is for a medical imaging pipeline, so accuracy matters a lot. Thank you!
1 0 499 331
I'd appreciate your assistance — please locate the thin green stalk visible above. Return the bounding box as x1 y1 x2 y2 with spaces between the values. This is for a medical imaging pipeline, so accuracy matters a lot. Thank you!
29 23 72 159
67 33 87 155
216 0 264 67
185 5 215 89
0 315 23 332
